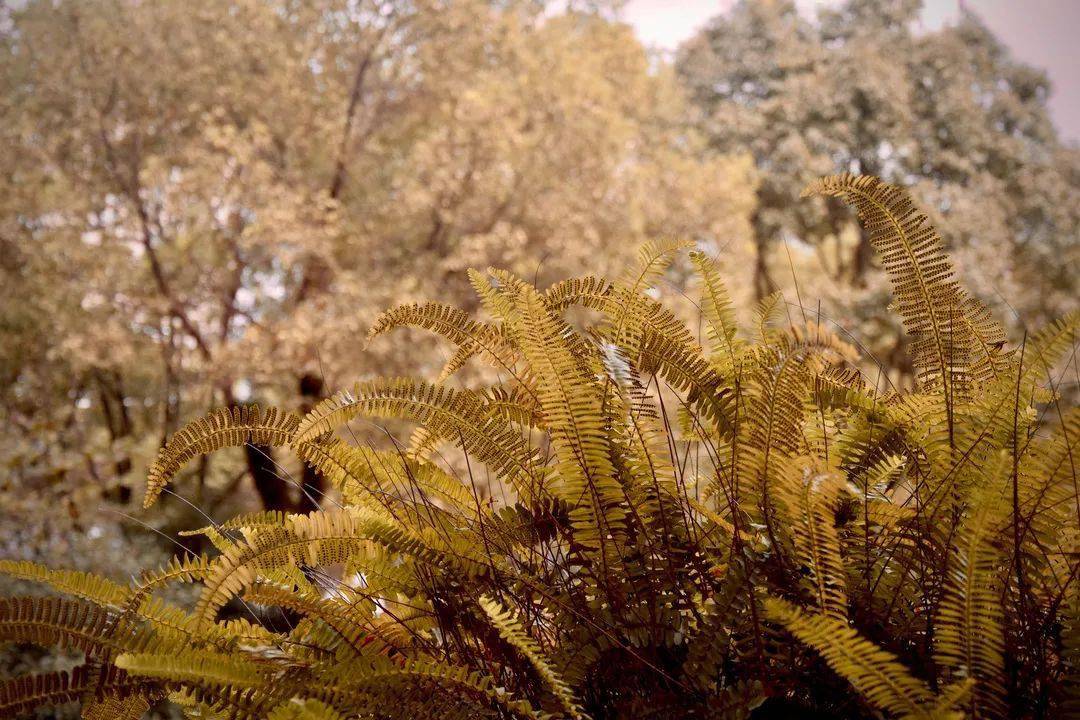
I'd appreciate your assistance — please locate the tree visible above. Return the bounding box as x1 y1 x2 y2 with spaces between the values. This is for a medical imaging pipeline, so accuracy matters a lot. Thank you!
676 0 1079 377
0 0 755 536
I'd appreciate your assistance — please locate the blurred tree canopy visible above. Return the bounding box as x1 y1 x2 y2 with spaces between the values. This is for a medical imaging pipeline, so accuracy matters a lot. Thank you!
0 0 1076 564
677 0 1079 373
0 0 756 547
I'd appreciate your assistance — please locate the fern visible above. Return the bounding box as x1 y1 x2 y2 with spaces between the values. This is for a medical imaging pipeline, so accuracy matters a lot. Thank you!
763 597 957 719
934 484 1007 718
2 175 1076 719
480 595 586 718
803 174 1006 398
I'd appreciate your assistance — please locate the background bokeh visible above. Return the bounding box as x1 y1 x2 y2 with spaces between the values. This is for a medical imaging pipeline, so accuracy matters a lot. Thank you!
1 1 1076 716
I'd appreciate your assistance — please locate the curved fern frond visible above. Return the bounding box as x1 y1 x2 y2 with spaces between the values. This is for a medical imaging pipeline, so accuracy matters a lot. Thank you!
195 508 486 623
115 648 267 690
619 238 692 296
803 174 1007 394
0 597 119 657
479 595 586 719
764 597 942 718
0 560 130 607
145 405 300 507
775 460 848 618
546 276 731 424
935 485 1007 719
508 282 625 555
132 554 214 597
690 250 744 368
368 301 519 381
295 380 540 500
295 436 474 515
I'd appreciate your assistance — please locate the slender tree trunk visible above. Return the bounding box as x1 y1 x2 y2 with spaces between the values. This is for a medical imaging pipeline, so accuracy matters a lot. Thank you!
245 443 292 511
221 383 294 512
295 373 327 514
95 370 133 503
752 231 776 301
851 232 875 286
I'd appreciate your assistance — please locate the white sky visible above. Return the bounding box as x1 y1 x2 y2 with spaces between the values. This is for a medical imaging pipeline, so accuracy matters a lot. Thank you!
622 0 1080 142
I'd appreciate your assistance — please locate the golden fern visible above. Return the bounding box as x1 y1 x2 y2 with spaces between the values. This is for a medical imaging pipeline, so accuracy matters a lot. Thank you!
2 175 1076 719
934 481 1007 719
480 595 586 719
295 379 540 499
803 174 1007 396
145 405 300 507
764 597 964 719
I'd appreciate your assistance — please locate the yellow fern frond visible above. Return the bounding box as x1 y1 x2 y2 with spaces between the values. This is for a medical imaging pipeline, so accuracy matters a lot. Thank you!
295 436 474 514
295 380 540 500
480 595 586 719
764 597 942 718
508 282 625 555
368 301 519 381
775 460 849 618
690 250 744 368
0 560 130 607
115 648 267 690
145 405 299 507
802 174 1007 394
935 483 1007 719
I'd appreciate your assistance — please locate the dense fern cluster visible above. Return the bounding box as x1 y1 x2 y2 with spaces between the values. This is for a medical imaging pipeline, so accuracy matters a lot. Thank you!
2 175 1078 719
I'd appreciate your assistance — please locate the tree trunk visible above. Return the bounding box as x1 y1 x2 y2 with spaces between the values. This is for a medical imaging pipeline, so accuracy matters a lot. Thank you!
295 373 327 514
245 443 293 511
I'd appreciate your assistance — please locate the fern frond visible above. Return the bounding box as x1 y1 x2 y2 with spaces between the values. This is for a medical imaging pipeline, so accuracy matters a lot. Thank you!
0 596 119 657
803 174 1006 393
543 275 615 313
548 276 731 424
480 384 544 429
133 554 214 596
243 581 378 657
196 508 486 623
935 484 1007 718
325 656 543 719
764 597 942 718
295 436 474 514
752 292 785 342
0 560 130 607
508 282 625 555
368 301 518 380
775 460 848 618
145 405 300 507
619 238 692 295
690 250 744 368
480 595 586 719
80 693 155 720
295 380 540 500
115 648 267 690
